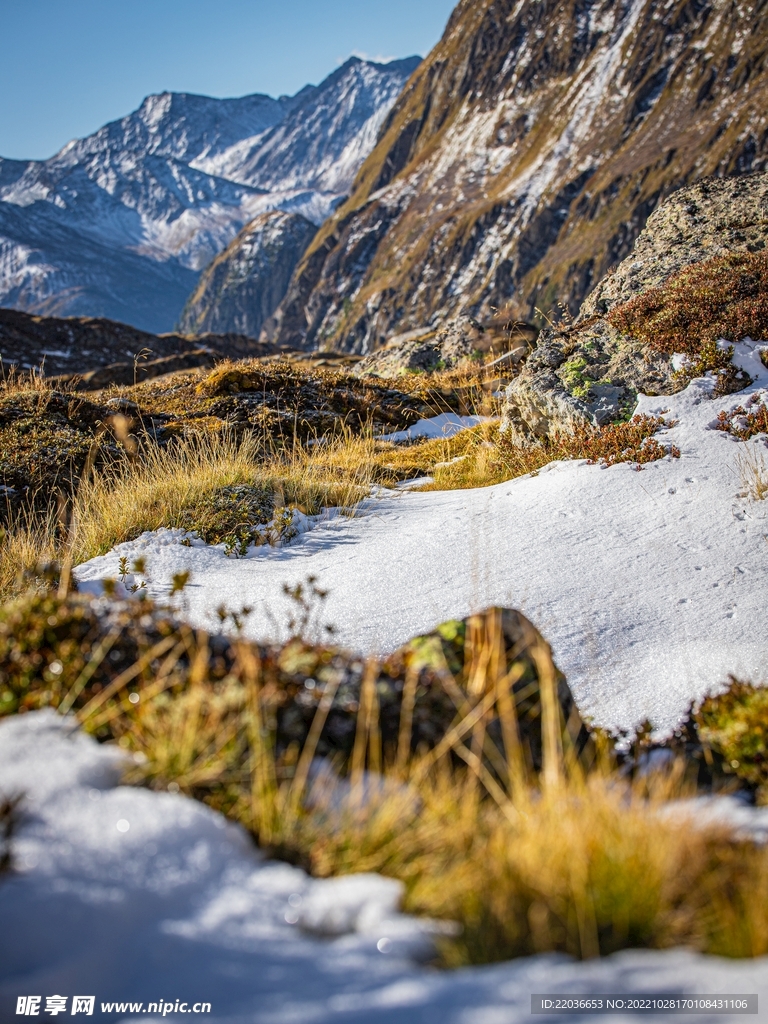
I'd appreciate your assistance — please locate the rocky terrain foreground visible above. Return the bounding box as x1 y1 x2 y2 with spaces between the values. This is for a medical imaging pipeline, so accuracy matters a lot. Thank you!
1 710 767 1023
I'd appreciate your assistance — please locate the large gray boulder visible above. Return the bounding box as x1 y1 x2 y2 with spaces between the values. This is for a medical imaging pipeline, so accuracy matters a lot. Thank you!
178 211 316 338
502 174 768 442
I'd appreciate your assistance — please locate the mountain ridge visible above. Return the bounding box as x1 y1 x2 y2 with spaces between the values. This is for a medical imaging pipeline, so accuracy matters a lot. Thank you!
0 56 420 333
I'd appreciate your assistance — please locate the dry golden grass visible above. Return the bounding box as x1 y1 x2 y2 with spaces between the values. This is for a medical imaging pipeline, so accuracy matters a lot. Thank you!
2 577 767 964
0 512 59 601
737 446 768 502
0 406 681 600
0 429 377 600
70 430 371 561
370 415 680 492
68 608 768 966
279 766 768 964
0 367 56 401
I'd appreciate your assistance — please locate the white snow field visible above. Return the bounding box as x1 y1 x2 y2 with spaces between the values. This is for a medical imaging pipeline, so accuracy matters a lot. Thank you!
1 711 767 1024
76 341 768 736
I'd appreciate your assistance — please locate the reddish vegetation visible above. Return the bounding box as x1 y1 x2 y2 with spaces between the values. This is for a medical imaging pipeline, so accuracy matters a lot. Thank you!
715 398 768 440
575 416 681 467
498 415 680 476
608 252 768 356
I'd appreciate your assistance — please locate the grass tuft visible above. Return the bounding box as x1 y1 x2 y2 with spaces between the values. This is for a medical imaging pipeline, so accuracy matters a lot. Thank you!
2 587 768 962
737 447 768 502
0 430 376 600
376 415 680 491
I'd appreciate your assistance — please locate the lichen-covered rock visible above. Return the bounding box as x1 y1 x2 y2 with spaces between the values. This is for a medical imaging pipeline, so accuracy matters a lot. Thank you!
266 606 593 775
178 211 317 338
582 174 768 318
502 174 768 441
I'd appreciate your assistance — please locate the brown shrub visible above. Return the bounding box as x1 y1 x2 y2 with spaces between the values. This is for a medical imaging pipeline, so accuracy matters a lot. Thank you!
607 252 768 356
494 415 680 480
716 398 768 440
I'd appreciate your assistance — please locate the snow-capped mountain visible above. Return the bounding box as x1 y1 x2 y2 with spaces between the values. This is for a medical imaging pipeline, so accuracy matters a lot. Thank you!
193 57 422 194
0 56 419 333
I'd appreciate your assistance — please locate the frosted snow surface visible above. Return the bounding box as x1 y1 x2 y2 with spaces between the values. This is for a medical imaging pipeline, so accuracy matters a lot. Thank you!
380 412 493 441
2 711 767 1023
76 343 768 735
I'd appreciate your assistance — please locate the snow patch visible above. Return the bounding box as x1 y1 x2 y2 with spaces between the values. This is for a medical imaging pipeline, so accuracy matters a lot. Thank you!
380 413 493 442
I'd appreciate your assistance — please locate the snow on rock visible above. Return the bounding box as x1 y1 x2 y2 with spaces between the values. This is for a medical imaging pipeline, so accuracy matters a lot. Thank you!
2 711 768 1023
75 345 768 736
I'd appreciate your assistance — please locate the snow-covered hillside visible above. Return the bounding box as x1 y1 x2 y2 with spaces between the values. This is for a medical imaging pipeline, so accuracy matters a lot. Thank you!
0 57 419 332
193 57 422 195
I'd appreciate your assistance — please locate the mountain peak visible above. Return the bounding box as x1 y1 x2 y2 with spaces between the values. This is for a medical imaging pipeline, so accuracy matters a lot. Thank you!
0 55 419 332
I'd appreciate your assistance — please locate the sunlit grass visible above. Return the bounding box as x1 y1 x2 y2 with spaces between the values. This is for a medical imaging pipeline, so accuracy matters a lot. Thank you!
63 606 768 966
2 579 768 964
0 429 378 599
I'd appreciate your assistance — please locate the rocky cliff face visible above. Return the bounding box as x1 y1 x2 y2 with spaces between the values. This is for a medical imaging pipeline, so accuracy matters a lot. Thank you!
178 211 317 337
271 0 768 354
0 57 418 332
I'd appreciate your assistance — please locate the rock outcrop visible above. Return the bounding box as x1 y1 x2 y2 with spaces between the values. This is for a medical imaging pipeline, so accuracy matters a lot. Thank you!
178 211 317 338
501 173 768 441
355 314 537 377
1 595 592 777
271 0 768 354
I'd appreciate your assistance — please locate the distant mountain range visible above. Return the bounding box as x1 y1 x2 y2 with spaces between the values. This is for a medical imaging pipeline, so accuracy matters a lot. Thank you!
0 56 420 333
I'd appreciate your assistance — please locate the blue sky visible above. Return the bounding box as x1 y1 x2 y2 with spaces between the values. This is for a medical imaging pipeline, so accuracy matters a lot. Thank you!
1 0 457 160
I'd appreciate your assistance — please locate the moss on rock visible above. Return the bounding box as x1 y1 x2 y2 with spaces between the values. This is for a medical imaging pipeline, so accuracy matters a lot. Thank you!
695 679 768 801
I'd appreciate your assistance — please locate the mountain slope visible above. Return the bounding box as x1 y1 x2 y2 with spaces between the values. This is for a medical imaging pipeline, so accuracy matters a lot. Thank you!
178 211 317 337
270 0 768 353
0 57 419 332
0 305 268 381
